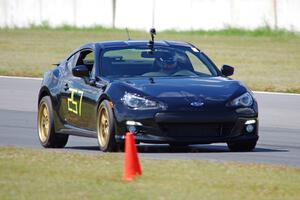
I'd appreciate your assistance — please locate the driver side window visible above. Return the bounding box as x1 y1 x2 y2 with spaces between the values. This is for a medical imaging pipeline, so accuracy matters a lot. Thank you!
76 50 95 78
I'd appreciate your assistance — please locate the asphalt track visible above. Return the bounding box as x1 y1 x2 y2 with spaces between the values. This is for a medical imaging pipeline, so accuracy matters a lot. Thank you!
0 76 299 167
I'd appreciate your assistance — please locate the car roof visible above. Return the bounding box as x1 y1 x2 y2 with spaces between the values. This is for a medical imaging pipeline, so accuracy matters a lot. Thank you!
66 40 200 61
79 40 195 49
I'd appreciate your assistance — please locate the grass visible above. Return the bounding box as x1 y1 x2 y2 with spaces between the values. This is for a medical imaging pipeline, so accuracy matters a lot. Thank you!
0 27 300 93
0 147 300 200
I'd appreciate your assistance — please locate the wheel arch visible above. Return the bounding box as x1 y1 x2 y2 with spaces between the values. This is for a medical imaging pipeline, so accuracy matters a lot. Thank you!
97 94 113 111
96 93 121 135
38 86 51 105
38 86 59 114
96 94 119 151
38 86 64 133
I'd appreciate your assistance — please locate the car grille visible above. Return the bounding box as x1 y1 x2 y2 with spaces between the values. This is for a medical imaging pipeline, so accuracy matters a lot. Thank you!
158 123 235 138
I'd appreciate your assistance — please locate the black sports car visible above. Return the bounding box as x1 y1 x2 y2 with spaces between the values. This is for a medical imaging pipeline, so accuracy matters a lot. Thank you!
37 32 258 152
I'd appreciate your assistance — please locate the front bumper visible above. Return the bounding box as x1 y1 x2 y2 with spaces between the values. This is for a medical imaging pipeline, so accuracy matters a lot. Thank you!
114 108 259 144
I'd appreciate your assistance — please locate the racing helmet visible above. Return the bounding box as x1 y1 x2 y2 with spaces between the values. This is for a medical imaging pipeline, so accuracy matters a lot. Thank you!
157 51 177 70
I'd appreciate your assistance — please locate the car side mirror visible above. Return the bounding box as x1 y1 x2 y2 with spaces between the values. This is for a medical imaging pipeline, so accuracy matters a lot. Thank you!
72 65 89 77
221 65 234 76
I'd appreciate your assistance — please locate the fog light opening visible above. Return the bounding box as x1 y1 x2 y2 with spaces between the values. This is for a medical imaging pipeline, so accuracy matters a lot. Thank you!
126 121 142 126
245 124 254 133
245 119 256 125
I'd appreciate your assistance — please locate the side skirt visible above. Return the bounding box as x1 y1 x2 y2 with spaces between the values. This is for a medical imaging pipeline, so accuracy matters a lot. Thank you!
57 124 97 138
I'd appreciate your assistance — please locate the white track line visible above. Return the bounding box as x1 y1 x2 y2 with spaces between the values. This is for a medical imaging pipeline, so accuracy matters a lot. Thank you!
0 75 42 80
254 91 300 96
0 75 299 96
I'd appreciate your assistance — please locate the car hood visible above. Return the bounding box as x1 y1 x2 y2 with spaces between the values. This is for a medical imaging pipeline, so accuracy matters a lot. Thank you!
113 76 247 111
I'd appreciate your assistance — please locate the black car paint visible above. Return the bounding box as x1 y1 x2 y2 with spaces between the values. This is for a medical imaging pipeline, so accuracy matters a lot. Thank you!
38 40 258 144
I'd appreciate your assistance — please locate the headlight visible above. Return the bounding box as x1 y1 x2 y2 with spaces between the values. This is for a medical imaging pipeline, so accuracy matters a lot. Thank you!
122 93 164 110
229 92 253 107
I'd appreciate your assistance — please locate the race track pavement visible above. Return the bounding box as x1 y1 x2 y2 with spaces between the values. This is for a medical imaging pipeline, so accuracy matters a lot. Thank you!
0 76 299 167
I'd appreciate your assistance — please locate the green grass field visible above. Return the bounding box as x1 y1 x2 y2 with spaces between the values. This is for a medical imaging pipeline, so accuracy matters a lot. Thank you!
0 147 299 200
0 27 300 93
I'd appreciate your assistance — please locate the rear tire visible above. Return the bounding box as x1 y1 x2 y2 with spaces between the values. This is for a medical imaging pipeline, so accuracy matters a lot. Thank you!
227 140 257 152
37 96 69 148
97 100 117 152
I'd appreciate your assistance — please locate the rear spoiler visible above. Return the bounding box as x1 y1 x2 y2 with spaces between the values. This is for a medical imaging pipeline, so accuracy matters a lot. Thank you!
52 62 61 66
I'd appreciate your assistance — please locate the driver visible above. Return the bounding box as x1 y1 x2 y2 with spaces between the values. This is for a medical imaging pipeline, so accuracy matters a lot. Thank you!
157 51 179 74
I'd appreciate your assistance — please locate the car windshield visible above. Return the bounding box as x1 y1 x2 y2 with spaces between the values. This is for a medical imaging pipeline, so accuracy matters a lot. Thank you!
101 46 218 78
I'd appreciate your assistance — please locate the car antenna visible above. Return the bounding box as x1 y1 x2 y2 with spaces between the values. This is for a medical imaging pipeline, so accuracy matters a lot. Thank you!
148 28 156 52
126 28 131 40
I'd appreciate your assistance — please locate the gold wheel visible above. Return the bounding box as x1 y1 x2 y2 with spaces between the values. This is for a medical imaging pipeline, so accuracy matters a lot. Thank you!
98 107 110 147
38 102 50 143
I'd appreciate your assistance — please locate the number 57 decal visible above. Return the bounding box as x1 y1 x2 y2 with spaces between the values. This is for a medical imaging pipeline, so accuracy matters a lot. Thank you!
67 88 84 116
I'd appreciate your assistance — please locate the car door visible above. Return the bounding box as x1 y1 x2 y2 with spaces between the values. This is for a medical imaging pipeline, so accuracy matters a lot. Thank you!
63 49 103 131
57 52 80 128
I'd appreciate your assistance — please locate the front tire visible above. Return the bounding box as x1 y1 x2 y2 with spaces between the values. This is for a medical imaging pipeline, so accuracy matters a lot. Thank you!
37 96 69 148
97 100 117 152
227 140 257 152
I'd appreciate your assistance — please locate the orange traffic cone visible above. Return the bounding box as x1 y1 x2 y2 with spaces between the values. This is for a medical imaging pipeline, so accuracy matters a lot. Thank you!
123 132 142 181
